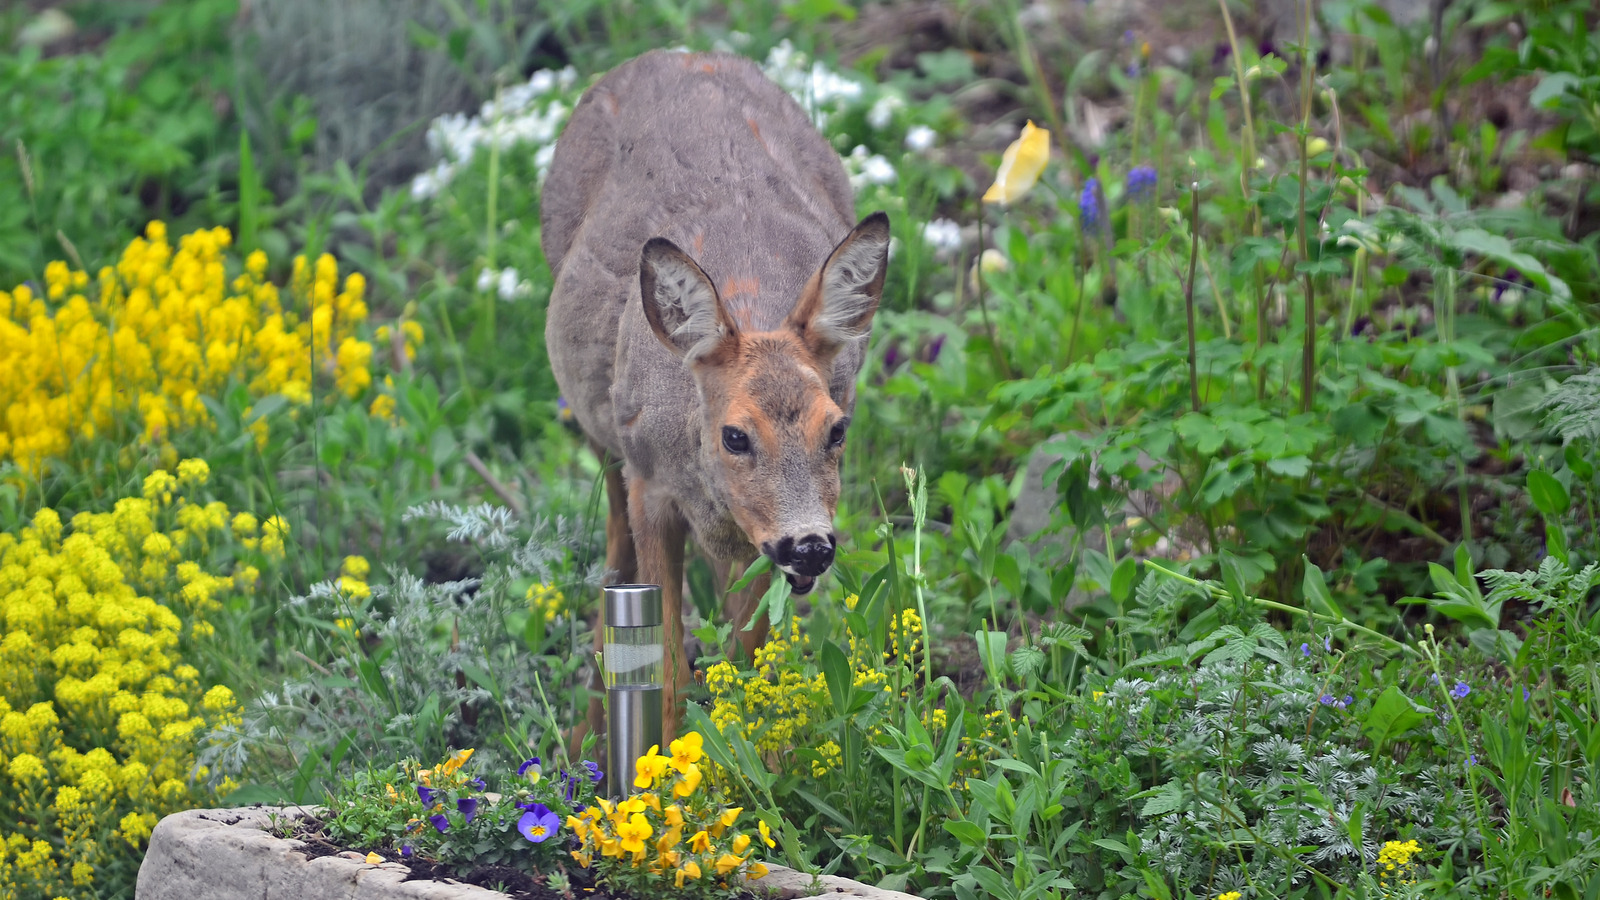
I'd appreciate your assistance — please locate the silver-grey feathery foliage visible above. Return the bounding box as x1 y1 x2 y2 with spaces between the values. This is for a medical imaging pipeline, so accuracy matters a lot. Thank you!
200 502 606 792
1538 370 1600 446
1066 655 1466 889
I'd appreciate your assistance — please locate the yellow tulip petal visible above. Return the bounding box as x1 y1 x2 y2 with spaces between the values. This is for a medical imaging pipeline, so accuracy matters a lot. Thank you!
982 120 1051 205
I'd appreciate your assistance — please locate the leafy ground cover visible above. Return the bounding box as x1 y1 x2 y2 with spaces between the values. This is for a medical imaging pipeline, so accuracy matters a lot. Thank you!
1 0 1598 898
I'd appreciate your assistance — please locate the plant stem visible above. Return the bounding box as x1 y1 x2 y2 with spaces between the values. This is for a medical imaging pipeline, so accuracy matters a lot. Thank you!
1297 0 1317 414
1185 183 1202 413
1142 560 1419 657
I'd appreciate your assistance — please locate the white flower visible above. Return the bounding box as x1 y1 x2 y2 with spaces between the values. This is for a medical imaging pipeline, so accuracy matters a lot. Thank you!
497 268 523 302
844 145 896 189
867 94 903 130
476 268 496 292
905 125 936 152
921 218 962 253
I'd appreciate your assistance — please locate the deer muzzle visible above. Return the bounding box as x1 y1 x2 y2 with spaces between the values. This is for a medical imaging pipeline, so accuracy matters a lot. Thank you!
763 532 837 595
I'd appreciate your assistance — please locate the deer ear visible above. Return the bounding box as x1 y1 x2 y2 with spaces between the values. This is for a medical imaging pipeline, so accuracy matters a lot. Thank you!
787 212 890 359
639 238 736 362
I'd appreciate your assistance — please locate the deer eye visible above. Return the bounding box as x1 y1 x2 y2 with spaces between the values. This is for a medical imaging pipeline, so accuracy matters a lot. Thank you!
722 426 751 455
828 418 849 449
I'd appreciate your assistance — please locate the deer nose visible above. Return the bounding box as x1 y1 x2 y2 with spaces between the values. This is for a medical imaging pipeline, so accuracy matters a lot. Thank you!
784 533 835 577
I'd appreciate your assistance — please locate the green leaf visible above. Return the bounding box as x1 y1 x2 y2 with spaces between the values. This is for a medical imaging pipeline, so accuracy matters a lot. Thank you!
1139 780 1185 817
820 640 853 716
975 630 1009 687
943 820 989 848
1527 469 1571 517
1362 685 1430 752
1301 557 1343 618
728 555 773 593
1530 72 1580 109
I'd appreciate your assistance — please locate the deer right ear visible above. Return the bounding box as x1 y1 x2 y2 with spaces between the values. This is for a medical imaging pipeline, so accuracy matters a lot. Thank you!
639 238 736 362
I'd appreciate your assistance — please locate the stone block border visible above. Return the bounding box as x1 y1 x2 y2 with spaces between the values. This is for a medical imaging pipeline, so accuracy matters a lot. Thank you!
135 806 925 900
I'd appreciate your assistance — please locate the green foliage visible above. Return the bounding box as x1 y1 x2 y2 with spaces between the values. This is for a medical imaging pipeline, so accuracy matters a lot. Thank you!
0 0 236 285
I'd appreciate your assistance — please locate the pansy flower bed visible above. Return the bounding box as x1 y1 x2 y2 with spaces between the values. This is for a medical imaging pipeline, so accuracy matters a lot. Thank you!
282 732 771 900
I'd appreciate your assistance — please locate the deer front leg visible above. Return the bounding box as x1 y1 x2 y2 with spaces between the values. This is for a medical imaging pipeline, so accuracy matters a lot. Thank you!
627 477 688 744
574 457 637 757
717 555 772 665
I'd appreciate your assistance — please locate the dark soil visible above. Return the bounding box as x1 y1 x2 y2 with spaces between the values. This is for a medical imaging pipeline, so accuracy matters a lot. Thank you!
283 818 765 900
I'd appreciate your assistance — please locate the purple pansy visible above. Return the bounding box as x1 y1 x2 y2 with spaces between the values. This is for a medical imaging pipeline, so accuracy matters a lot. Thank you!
457 797 478 824
417 786 436 806
400 844 413 858
517 803 559 844
428 814 449 834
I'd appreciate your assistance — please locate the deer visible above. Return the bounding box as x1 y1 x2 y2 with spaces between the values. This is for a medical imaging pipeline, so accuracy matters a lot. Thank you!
541 49 890 744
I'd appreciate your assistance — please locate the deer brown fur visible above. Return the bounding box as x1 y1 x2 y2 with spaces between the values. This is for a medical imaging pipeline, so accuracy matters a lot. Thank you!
541 50 890 742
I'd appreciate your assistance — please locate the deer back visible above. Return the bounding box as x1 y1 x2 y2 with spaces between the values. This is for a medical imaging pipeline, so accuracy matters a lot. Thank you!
543 51 875 564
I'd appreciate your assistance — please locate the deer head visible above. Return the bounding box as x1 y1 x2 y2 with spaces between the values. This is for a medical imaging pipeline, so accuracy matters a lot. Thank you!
638 212 890 593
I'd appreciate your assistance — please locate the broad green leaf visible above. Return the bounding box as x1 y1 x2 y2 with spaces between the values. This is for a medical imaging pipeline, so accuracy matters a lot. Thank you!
1527 469 1571 517
943 820 988 848
1363 685 1430 752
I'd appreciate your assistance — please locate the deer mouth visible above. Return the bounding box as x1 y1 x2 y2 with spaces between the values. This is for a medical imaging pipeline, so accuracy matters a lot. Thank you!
783 571 817 595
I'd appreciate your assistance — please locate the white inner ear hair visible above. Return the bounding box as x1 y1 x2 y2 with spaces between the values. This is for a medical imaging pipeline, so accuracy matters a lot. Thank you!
656 260 724 360
816 237 886 342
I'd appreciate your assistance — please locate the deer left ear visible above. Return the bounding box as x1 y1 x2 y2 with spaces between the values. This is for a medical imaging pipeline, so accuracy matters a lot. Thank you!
787 212 890 359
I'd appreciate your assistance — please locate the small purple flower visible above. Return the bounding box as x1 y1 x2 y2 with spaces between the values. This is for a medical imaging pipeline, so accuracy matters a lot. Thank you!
582 760 602 783
470 777 486 790
557 396 572 422
1451 681 1471 700
457 797 478 824
1324 637 1331 652
400 844 414 858
428 814 449 834
924 334 946 364
1126 165 1157 201
1300 643 1311 657
1523 686 1531 701
883 342 902 369
1468 754 1478 766
1080 178 1103 232
518 757 542 782
517 803 559 844
417 786 436 807
1342 695 1354 707
1429 673 1440 685
1319 694 1336 706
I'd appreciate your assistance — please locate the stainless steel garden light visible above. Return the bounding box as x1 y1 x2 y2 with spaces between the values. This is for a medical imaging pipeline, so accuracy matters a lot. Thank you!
602 583 663 799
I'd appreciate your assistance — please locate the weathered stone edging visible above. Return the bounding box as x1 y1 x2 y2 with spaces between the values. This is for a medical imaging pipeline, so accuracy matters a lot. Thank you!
135 806 924 900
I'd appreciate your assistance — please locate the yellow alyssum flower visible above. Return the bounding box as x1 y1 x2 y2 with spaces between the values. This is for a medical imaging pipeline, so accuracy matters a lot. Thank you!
1 223 414 476
982 120 1051 204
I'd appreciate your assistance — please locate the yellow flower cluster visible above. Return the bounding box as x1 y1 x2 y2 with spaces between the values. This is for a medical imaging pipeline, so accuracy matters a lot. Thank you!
570 733 770 894
1377 839 1422 892
0 221 413 476
526 583 565 624
705 617 826 763
704 596 1005 788
0 464 268 899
